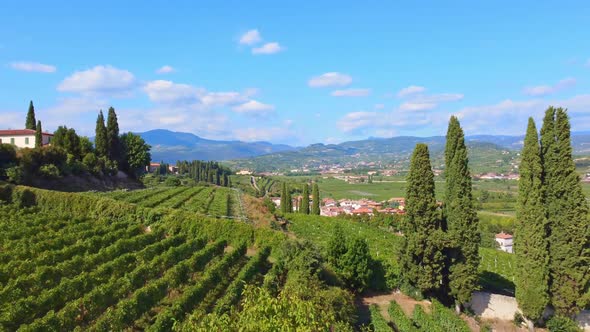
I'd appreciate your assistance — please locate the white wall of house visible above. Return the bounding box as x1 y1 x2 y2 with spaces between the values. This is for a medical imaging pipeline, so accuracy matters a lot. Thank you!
495 237 513 253
0 134 51 148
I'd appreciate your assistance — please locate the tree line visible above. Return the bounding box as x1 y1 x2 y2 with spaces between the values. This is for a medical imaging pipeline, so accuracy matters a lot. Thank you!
0 101 151 183
401 109 589 330
175 160 232 187
515 107 589 329
279 182 320 215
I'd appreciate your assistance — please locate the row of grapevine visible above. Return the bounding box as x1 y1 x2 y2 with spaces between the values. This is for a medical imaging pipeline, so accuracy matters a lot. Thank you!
369 304 392 331
1 224 145 284
19 237 215 331
0 184 284 331
147 243 247 331
0 230 164 329
385 300 470 332
160 186 205 209
88 239 225 331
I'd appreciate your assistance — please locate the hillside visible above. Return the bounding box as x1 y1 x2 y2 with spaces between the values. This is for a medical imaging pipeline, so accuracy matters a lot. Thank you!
227 138 520 174
137 129 296 162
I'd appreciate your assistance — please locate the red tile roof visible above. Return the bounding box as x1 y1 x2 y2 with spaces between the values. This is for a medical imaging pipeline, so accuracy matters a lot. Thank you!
0 129 53 136
495 232 513 239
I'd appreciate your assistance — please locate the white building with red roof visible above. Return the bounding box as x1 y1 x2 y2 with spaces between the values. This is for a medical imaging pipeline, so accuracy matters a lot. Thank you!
0 129 53 148
495 232 513 253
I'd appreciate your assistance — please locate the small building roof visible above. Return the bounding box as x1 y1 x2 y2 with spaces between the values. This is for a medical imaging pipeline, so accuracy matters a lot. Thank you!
0 129 54 136
495 232 513 239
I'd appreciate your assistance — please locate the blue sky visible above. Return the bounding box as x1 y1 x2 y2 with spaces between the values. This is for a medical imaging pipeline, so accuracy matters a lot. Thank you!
1 1 589 145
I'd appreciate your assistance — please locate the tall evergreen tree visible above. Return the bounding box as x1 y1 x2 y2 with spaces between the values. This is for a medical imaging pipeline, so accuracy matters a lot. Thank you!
285 186 293 213
25 101 36 130
95 111 108 158
541 107 590 316
106 107 122 163
35 121 42 148
280 182 287 214
443 116 480 312
515 118 549 327
400 143 445 295
300 183 310 214
311 183 320 215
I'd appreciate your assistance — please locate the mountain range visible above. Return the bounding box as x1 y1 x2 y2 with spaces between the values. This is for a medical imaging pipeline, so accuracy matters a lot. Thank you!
138 129 590 173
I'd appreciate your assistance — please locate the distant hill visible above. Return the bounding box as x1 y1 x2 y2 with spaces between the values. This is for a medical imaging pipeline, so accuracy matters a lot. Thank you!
137 129 590 172
227 136 521 173
137 129 297 162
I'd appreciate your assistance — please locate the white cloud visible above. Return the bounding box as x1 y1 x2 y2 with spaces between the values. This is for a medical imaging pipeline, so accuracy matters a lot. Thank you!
585 59 590 67
58 65 136 94
156 65 175 74
523 77 576 96
0 111 22 129
374 104 385 109
399 102 437 111
415 93 464 103
233 126 294 142
337 111 379 133
239 29 262 45
202 92 246 107
143 80 252 109
397 85 425 98
331 88 371 97
252 42 284 55
232 100 275 117
10 61 56 73
308 72 353 88
456 94 590 134
144 80 201 104
46 97 108 116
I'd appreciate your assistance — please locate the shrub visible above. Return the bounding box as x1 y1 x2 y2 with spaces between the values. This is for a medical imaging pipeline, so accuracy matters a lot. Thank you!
12 188 36 208
546 316 581 332
82 152 100 174
5 166 23 183
39 164 60 179
165 176 181 187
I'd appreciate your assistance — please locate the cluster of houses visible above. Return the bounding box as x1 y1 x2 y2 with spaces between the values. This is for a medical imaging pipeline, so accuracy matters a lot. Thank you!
272 196 406 217
475 172 520 180
320 197 406 216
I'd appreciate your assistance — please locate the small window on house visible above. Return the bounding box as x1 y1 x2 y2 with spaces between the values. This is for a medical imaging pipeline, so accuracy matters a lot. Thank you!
10 138 15 145
25 137 29 145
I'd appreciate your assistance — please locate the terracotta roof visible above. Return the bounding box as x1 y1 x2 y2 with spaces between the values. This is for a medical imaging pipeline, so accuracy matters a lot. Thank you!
0 129 53 136
495 232 513 239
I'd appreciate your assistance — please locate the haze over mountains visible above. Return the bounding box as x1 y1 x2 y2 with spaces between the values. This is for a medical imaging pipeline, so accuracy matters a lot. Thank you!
138 129 590 172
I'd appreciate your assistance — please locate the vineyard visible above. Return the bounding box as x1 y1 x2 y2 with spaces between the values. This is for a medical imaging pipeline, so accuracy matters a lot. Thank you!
97 185 244 220
288 214 516 294
0 185 293 331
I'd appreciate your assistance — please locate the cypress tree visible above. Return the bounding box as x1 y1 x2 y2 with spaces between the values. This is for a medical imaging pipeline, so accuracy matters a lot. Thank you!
25 101 36 130
300 183 310 214
312 183 320 215
35 121 42 148
106 107 122 163
281 182 287 214
400 143 445 295
515 118 549 327
443 116 480 312
541 107 590 316
285 186 293 213
95 111 108 158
